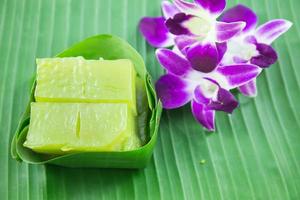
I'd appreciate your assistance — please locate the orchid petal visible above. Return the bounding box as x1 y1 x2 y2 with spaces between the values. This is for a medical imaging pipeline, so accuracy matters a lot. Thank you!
156 74 192 109
194 0 226 16
173 0 203 16
216 42 227 63
208 88 239 113
194 86 211 104
156 48 192 76
162 1 180 19
139 17 174 48
250 43 278 68
233 56 248 63
215 21 246 43
187 42 219 73
191 100 215 131
220 4 258 32
174 35 198 55
255 19 293 44
211 64 262 89
239 79 257 97
172 45 185 56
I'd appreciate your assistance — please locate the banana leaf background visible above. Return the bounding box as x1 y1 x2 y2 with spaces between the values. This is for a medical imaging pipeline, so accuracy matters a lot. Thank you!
1 0 300 199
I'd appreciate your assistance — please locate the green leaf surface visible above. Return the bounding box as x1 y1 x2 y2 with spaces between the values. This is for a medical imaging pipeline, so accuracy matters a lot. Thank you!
1 0 300 199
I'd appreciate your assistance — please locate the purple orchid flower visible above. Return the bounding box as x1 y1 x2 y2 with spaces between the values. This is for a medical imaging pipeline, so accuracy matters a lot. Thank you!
155 42 261 131
220 4 292 97
139 0 246 48
138 2 291 131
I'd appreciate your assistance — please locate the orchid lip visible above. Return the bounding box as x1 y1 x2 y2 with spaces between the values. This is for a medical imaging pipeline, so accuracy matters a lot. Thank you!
250 43 278 68
194 79 219 104
193 78 239 114
207 87 239 114
165 13 192 35
165 12 213 37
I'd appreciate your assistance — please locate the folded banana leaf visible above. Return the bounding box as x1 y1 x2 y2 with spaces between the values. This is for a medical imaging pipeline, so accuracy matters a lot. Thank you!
11 34 162 168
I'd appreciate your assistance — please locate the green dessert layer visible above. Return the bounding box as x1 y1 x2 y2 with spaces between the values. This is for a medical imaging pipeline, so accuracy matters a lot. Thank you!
35 57 137 114
24 102 139 154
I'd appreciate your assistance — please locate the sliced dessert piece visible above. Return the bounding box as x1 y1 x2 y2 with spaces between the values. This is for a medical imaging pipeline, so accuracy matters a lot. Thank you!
35 57 137 114
24 102 79 154
24 102 139 154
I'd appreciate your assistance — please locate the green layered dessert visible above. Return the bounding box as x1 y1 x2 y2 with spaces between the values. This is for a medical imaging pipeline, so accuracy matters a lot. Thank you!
24 57 140 154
